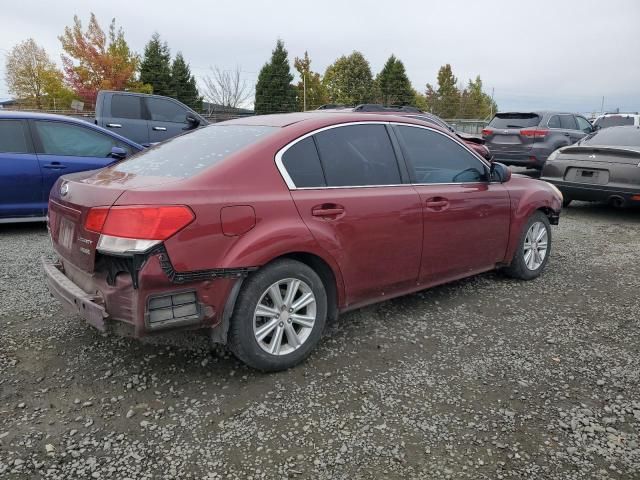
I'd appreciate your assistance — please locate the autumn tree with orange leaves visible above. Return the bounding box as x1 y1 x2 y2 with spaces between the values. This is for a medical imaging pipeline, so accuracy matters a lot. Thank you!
59 13 150 106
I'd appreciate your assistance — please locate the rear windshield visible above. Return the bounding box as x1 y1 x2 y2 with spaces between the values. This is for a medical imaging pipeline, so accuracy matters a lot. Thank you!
593 116 635 128
488 113 540 129
113 125 277 178
582 127 640 147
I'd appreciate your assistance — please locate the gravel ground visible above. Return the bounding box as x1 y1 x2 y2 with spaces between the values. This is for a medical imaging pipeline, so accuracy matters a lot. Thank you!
1 201 639 479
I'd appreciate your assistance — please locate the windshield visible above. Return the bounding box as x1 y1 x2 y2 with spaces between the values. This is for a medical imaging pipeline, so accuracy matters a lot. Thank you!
582 126 640 147
488 113 540 129
594 115 635 129
113 125 277 178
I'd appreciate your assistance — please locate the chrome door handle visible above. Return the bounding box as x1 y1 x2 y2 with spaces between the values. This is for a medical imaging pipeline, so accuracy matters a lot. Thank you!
106 123 122 128
152 126 167 131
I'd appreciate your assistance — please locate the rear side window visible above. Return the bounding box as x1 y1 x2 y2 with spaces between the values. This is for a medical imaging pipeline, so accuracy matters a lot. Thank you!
114 125 276 178
594 116 635 128
395 125 486 184
575 116 593 132
559 115 577 130
489 113 540 129
111 95 143 119
146 97 188 123
281 137 326 188
0 120 30 153
313 124 401 187
547 115 561 128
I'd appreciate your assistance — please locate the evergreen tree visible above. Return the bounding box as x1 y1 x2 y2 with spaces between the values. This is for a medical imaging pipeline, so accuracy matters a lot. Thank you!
374 55 414 106
323 51 373 105
425 64 460 118
254 40 296 114
171 52 202 111
294 51 328 111
139 32 172 97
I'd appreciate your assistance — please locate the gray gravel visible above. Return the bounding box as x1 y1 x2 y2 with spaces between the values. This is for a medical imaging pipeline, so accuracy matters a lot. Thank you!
1 202 639 479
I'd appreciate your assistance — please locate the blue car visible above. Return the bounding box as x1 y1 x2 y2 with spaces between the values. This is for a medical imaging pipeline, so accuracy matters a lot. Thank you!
0 111 144 223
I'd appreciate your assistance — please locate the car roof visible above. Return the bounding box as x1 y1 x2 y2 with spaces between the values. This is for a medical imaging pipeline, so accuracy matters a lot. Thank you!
0 110 144 149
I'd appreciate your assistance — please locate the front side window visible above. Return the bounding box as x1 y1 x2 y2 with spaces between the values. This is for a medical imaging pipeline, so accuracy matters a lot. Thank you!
35 121 129 157
0 120 30 154
281 137 326 188
559 115 577 130
575 116 593 133
313 124 401 187
111 95 142 119
395 125 487 184
146 97 188 123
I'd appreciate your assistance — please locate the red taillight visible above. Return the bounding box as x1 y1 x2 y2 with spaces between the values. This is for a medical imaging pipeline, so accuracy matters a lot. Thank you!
85 207 109 233
85 205 195 240
481 128 493 137
520 128 549 138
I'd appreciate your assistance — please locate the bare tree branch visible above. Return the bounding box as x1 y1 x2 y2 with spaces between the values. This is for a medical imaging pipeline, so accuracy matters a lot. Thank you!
201 66 251 113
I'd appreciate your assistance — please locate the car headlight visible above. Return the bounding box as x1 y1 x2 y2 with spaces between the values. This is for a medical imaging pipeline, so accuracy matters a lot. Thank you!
547 149 561 162
545 181 563 202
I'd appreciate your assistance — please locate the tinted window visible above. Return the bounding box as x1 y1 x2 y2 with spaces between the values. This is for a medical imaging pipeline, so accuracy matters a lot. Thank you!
594 116 635 128
575 116 593 132
146 97 188 123
282 137 326 188
114 125 276 178
559 115 577 130
547 115 561 128
582 127 640 147
111 95 142 119
35 121 130 157
489 113 540 129
0 120 29 154
396 126 486 184
410 114 455 132
313 124 401 187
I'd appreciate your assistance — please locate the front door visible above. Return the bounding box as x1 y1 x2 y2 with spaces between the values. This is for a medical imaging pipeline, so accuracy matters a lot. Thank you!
392 124 511 285
280 124 423 307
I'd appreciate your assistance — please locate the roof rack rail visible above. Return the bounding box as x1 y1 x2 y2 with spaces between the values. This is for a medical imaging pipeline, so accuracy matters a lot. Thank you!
353 104 423 113
316 104 352 110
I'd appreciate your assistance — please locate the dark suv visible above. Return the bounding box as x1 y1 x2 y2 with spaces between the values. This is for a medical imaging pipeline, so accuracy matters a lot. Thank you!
482 111 594 169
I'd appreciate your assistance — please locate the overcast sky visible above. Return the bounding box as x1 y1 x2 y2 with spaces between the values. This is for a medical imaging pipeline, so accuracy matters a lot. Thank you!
1 0 638 114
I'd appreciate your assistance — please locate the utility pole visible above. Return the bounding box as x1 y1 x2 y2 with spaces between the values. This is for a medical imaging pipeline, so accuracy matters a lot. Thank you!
490 87 495 118
601 96 604 114
303 72 307 111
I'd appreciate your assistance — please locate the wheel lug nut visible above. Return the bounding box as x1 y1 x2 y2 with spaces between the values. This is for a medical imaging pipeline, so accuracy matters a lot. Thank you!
287 318 292 323
276 314 280 318
288 308 293 313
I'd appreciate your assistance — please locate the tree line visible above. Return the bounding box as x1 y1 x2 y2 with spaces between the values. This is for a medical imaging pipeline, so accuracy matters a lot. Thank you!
3 14 497 119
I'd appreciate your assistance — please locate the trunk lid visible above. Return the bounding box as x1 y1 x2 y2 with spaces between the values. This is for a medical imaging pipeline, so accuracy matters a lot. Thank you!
48 168 178 272
559 146 640 165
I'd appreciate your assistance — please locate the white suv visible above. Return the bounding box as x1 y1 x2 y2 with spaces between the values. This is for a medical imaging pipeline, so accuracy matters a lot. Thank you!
593 113 640 129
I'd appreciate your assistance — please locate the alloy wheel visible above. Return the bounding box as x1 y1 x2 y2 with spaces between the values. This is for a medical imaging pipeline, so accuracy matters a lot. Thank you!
523 221 548 270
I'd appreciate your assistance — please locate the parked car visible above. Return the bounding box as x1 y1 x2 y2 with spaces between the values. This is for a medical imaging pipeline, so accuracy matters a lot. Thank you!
95 90 208 145
317 104 493 160
541 126 640 207
482 111 594 169
0 112 143 223
43 113 562 371
592 113 640 130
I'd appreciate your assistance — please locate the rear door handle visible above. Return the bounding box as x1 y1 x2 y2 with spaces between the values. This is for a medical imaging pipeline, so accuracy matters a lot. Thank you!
311 204 345 219
152 126 167 131
106 123 122 128
425 198 449 211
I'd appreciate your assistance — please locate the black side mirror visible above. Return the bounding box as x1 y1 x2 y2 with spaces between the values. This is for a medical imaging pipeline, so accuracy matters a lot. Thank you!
490 162 511 183
184 114 201 130
110 146 127 160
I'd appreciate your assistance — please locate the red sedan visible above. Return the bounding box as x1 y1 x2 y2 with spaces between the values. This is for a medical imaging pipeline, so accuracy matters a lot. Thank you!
44 113 562 371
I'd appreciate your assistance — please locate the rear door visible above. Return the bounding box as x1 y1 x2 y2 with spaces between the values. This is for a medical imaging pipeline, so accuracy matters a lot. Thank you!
103 94 149 145
393 124 511 284
281 123 423 306
0 119 43 219
145 97 190 143
32 120 135 204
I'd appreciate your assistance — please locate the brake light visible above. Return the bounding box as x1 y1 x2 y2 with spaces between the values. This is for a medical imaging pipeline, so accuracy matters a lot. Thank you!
520 128 549 138
85 205 195 240
481 128 493 137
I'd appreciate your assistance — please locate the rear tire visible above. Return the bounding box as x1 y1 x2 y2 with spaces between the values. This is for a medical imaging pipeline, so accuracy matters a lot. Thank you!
228 259 327 372
503 211 552 280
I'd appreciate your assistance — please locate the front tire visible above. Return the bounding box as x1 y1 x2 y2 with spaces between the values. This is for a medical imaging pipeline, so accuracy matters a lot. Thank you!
503 211 552 280
228 259 327 371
